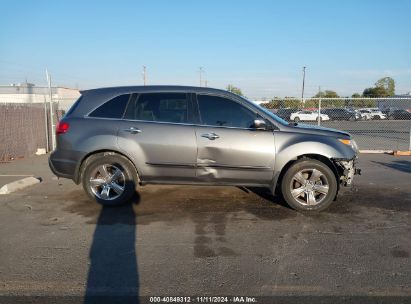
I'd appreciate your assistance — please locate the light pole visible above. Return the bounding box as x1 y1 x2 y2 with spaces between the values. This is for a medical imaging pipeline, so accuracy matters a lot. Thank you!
46 69 56 151
142 66 147 85
199 67 204 87
301 66 306 103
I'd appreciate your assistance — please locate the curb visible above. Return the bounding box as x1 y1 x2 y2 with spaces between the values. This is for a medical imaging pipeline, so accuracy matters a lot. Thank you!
359 150 393 154
359 150 411 156
393 151 411 156
0 177 41 195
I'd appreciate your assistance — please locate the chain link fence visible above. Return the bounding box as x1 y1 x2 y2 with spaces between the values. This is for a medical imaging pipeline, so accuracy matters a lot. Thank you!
262 97 411 151
1 96 410 161
0 97 67 161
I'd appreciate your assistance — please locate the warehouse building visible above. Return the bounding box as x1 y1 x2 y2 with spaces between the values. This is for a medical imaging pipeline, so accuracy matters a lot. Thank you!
0 82 80 111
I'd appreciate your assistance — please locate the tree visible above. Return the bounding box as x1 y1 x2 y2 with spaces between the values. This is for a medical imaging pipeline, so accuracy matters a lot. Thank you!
351 93 361 98
226 84 244 96
282 98 302 109
265 99 280 109
263 97 303 109
313 90 339 98
375 77 395 96
362 86 389 97
361 77 396 97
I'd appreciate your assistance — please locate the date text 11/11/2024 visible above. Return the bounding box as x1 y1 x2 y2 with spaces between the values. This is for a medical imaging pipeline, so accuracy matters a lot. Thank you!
149 296 257 303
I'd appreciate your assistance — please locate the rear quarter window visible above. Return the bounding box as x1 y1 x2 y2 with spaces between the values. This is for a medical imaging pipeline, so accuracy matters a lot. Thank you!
64 96 82 117
89 94 132 118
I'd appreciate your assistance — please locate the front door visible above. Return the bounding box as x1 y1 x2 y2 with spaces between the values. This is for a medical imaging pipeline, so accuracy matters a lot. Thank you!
194 94 275 185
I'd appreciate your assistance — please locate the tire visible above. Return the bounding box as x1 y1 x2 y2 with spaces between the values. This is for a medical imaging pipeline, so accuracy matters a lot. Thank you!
294 117 300 122
280 159 338 212
82 154 137 206
316 117 322 122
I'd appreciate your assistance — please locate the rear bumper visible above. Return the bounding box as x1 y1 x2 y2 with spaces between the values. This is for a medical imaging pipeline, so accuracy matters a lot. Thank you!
48 151 81 181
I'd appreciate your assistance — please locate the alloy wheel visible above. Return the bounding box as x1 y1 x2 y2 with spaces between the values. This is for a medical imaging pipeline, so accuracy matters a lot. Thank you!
289 168 329 206
89 164 126 200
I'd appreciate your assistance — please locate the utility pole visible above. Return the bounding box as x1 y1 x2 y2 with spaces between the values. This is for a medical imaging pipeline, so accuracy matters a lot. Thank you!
199 67 204 87
142 66 147 85
46 69 56 151
301 66 306 103
204 80 208 87
43 96 49 152
318 86 322 126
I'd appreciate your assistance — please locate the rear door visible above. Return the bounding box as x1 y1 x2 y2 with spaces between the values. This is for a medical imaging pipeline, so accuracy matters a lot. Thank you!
117 92 197 182
194 94 275 185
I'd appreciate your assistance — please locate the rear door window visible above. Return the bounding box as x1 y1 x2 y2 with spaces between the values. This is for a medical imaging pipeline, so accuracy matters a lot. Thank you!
124 93 192 124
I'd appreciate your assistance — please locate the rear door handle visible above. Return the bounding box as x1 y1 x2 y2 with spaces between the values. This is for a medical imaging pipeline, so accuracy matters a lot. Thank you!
201 132 219 140
123 127 141 134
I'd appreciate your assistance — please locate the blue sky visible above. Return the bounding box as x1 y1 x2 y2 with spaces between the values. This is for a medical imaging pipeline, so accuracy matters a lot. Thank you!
1 0 410 98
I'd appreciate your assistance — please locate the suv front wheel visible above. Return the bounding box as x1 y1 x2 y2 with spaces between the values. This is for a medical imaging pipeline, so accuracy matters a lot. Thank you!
281 159 338 212
82 154 137 206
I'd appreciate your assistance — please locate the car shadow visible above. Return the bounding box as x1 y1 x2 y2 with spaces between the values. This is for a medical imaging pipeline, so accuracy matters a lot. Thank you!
84 192 140 304
371 160 411 174
241 186 293 210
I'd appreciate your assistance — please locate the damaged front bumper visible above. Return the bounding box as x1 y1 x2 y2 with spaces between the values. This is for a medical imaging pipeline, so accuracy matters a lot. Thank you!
334 158 361 186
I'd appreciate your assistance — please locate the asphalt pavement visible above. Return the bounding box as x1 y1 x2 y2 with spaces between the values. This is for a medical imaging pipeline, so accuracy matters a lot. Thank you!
0 154 410 303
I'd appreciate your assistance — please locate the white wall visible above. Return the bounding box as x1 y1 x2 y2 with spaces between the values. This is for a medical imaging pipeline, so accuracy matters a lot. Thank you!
0 87 81 111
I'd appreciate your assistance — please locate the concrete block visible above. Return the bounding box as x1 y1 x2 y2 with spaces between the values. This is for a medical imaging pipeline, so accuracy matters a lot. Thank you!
0 177 41 195
35 148 47 155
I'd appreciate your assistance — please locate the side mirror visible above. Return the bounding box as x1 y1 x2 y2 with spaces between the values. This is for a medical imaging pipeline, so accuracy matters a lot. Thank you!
251 119 267 130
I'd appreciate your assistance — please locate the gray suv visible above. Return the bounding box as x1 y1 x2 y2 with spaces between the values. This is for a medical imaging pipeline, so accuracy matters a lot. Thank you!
49 86 360 212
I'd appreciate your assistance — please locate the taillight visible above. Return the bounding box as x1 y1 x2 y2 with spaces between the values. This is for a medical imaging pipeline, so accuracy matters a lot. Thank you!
56 121 70 134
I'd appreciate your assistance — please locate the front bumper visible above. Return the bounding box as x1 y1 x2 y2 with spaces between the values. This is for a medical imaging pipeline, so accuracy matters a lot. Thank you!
335 158 361 186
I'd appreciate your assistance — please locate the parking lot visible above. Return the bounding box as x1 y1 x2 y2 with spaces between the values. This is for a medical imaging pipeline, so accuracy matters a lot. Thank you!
0 154 410 303
270 105 411 151
307 120 411 150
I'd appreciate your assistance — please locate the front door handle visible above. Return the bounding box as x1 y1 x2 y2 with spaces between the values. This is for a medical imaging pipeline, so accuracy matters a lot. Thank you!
201 132 219 140
123 127 141 134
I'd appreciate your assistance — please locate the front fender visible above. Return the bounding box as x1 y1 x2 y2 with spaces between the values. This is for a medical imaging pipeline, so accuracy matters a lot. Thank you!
272 131 356 190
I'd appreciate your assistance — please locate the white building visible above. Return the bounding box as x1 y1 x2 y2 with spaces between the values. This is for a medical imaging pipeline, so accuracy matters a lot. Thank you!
0 82 81 111
252 99 270 105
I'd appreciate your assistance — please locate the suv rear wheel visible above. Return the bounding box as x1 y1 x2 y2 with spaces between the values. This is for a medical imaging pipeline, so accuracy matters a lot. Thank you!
82 154 137 206
281 159 337 212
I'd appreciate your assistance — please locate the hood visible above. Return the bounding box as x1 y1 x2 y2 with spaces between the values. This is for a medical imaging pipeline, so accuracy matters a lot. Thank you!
284 123 351 138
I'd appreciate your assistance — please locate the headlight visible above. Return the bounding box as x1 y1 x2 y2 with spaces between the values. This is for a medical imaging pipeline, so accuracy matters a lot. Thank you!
338 138 359 152
351 139 359 151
